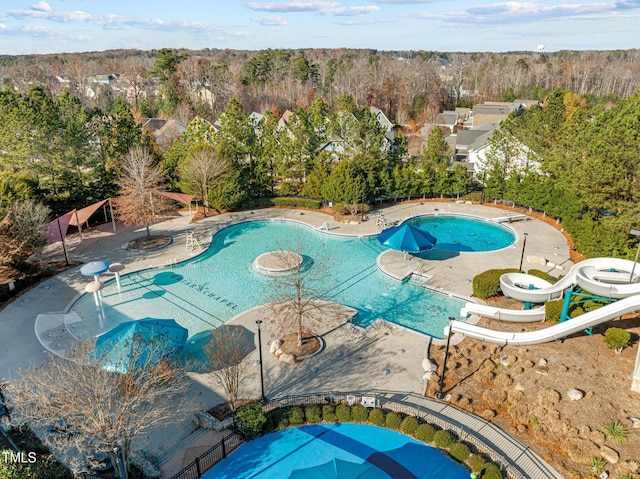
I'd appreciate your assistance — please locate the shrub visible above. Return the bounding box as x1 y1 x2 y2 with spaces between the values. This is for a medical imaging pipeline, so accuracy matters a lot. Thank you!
472 269 518 299
433 430 455 449
267 408 289 431
526 269 556 283
288 406 305 426
236 403 267 439
545 299 564 322
385 412 402 430
481 462 502 479
448 442 471 463
589 456 606 474
322 405 337 423
368 408 386 426
414 423 436 443
601 421 628 443
272 197 322 209
351 404 369 423
305 404 322 424
467 453 485 473
335 404 352 422
400 416 419 435
604 327 631 353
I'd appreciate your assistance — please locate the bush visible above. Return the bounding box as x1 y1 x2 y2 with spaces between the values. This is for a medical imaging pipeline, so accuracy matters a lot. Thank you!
351 404 369 423
368 408 386 426
472 269 518 299
481 462 502 479
272 197 323 209
467 453 485 473
288 406 305 426
400 416 419 435
433 430 455 449
305 404 322 424
526 269 556 283
604 327 631 353
448 442 471 462
414 423 436 443
322 405 337 423
601 421 628 443
385 412 402 430
267 408 289 431
544 299 564 322
335 404 352 422
236 403 267 439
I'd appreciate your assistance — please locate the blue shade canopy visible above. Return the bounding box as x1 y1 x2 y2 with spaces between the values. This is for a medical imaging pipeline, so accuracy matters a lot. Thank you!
93 318 188 374
377 223 437 253
288 459 387 479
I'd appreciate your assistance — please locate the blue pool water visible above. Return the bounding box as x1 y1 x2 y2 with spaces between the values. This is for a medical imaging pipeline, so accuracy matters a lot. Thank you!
73 219 474 339
207 423 470 479
407 215 514 252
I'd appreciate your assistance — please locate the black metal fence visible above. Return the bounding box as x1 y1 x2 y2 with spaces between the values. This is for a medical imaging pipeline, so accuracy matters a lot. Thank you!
168 430 245 479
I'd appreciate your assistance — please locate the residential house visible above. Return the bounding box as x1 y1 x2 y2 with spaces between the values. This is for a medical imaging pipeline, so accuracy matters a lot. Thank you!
454 123 498 162
141 118 187 152
468 130 541 180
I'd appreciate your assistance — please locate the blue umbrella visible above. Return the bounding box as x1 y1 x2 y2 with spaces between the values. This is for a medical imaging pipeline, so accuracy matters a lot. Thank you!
289 458 387 479
377 223 437 254
93 318 188 373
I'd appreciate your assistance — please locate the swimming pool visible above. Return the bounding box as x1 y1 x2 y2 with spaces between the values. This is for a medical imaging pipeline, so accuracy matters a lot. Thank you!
207 423 470 479
407 214 514 252
72 220 465 339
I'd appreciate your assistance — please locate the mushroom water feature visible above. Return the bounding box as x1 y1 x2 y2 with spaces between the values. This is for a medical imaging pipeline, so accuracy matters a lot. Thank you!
85 281 104 308
108 262 125 292
80 261 110 282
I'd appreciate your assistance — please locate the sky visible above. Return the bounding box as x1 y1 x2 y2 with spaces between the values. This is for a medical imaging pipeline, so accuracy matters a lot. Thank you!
0 0 639 55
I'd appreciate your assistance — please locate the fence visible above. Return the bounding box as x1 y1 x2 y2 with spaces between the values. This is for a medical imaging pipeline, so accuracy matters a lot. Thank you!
168 430 245 479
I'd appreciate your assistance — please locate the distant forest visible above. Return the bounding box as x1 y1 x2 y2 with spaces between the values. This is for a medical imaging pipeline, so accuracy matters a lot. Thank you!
1 48 639 124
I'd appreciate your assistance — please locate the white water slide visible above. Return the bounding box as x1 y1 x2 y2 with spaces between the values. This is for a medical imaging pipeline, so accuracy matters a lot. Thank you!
454 257 640 344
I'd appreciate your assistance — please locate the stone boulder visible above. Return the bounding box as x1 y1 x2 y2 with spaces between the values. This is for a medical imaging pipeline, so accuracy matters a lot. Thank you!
629 417 640 429
274 348 283 358
269 339 283 354
279 353 297 365
567 389 584 401
600 445 619 464
422 371 437 381
422 358 437 371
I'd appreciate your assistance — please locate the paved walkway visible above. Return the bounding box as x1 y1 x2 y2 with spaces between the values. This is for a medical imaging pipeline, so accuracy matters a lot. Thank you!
0 201 570 478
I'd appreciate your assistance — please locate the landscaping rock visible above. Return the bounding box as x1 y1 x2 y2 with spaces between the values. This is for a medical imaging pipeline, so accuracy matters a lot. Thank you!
567 389 584 401
538 358 547 366
274 348 283 358
500 355 510 366
422 371 437 381
534 365 549 375
629 417 640 429
269 339 283 354
422 358 437 371
600 445 619 464
515 383 526 391
279 353 297 365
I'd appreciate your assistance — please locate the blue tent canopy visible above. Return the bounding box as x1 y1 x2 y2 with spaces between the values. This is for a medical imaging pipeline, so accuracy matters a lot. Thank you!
377 223 437 253
92 318 188 374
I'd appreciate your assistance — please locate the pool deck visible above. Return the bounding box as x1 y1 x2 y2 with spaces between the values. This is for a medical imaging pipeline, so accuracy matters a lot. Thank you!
0 200 570 478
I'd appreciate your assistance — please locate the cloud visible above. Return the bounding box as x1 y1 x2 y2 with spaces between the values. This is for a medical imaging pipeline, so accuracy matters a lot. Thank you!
252 15 289 25
246 0 378 15
370 0 443 3
409 1 640 25
32 1 52 13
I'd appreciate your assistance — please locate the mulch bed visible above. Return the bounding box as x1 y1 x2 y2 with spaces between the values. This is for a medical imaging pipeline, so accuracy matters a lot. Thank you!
126 235 171 250
279 332 322 357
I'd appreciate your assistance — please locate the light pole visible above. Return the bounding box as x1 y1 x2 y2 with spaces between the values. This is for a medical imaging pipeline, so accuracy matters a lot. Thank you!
629 229 640 283
255 320 266 402
518 232 528 272
436 317 455 400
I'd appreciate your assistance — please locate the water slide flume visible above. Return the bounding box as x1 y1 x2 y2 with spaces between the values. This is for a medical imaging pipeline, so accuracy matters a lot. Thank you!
454 257 640 344
451 295 640 346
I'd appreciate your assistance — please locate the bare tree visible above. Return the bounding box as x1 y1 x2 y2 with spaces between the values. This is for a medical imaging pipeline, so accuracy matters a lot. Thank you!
8 341 198 477
266 237 336 346
203 326 253 411
113 146 169 237
178 146 230 213
0 199 50 269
